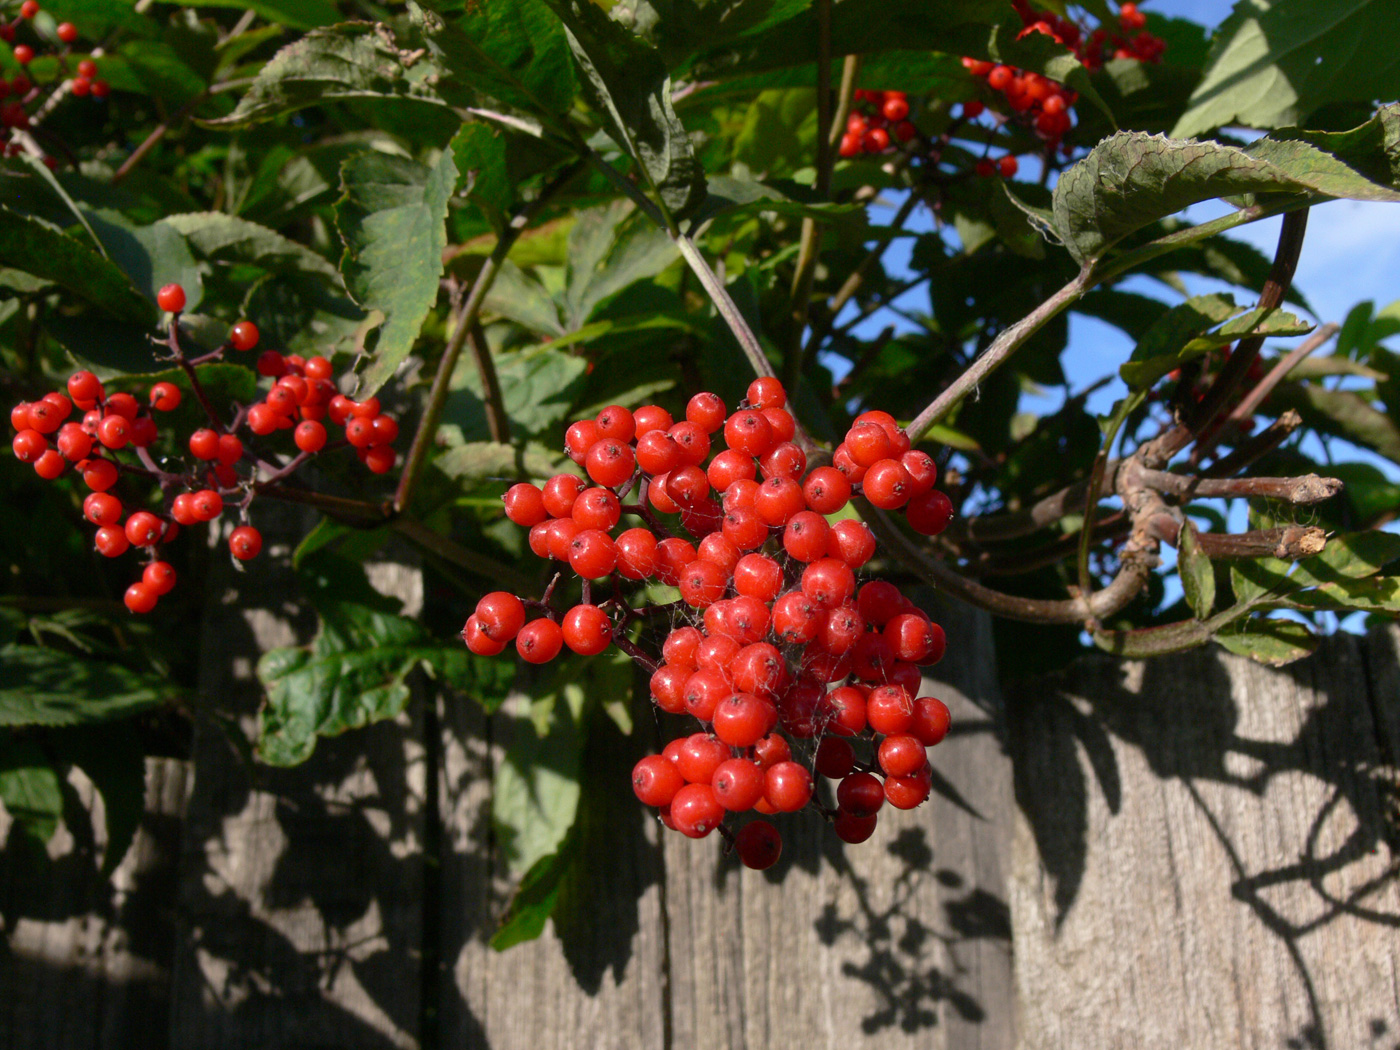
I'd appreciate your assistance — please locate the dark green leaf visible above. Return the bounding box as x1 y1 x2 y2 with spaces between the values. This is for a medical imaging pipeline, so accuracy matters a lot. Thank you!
1230 558 1297 605
162 212 339 278
1288 530 1400 587
1053 114 1400 265
207 23 452 128
336 150 457 396
0 740 63 844
564 201 678 328
541 0 707 218
450 123 514 233
1174 0 1400 137
434 441 570 484
1215 616 1318 667
0 646 182 727
1179 523 1215 619
490 832 576 950
1118 293 1239 390
446 346 589 442
1327 462 1400 525
1279 384 1400 462
84 209 204 311
256 554 510 766
1287 576 1400 613
689 174 860 228
415 0 578 116
0 208 155 325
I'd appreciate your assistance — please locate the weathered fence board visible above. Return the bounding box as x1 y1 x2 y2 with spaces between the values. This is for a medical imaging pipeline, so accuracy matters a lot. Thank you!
167 517 428 1050
3 575 1397 1050
1008 624 1400 1050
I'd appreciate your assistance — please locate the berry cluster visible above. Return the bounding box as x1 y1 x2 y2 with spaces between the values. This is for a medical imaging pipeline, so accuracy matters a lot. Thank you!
7 283 398 613
462 377 954 870
2 0 106 163
838 89 916 158
959 0 1165 173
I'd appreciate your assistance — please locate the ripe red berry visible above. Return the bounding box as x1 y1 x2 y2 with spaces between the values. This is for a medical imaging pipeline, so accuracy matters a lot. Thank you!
685 392 726 433
462 615 506 656
561 604 612 655
76 59 97 79
475 591 526 642
143 561 177 596
734 820 783 870
910 696 951 746
782 510 830 563
712 692 773 748
12 45 34 65
81 458 118 492
877 734 928 778
124 582 158 614
712 758 766 812
906 488 954 535
632 755 685 808
33 449 65 479
568 529 617 579
363 445 397 474
564 419 601 464
827 519 877 568
229 525 262 560
866 684 915 736
746 376 786 409
149 382 181 412
837 772 886 818
764 761 813 812
884 771 932 810
66 371 102 403
998 154 1019 178
12 429 46 462
294 420 327 453
676 732 729 784
156 283 186 313
614 527 658 580
670 783 725 838
516 618 564 663
882 96 910 122
96 415 129 450
188 428 219 460
815 736 856 779
190 489 223 522
83 491 122 526
125 511 163 547
834 810 878 844
585 439 635 487
57 22 78 43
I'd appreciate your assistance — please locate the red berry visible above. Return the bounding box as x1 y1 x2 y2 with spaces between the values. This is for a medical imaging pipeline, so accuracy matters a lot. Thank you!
67 371 102 403
217 434 244 465
568 529 617 579
594 404 636 443
866 684 914 736
877 734 928 778
685 392 726 433
712 692 773 748
124 582 158 614
746 376 786 409
782 510 830 563
712 758 766 812
633 405 673 434
561 604 612 655
585 439 635 487
33 449 66 479
57 22 78 43
229 525 262 560
998 154 1019 178
13 45 34 65
910 696 951 746
191 489 223 522
76 59 97 79
475 591 526 642
614 527 658 580
294 420 327 453
156 283 186 313
632 755 685 808
149 382 181 412
516 618 564 663
906 488 954 535
188 428 219 460
670 783 725 838
80 458 118 492
462 615 506 655
125 511 163 547
143 561 177 596
12 429 46 462
83 491 122 526
815 736 856 779
834 810 878 844
882 96 910 121
764 762 813 812
364 445 396 474
827 519 877 568
94 526 129 558
564 419 601 465
734 820 782 869
256 350 286 378
837 771 886 818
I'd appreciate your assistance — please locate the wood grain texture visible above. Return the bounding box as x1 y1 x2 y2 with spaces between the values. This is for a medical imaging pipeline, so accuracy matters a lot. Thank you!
1008 624 1400 1050
439 680 669 1050
0 756 187 1050
167 513 427 1050
664 598 1014 1050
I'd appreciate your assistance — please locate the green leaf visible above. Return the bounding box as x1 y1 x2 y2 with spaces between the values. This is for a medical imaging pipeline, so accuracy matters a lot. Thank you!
446 346 589 442
1327 462 1400 525
256 554 510 766
1179 523 1215 620
1230 557 1297 605
1287 530 1400 588
1118 292 1240 390
1287 575 1400 613
434 441 570 484
0 208 155 325
84 209 204 311
415 0 578 116
113 39 207 106
161 212 339 279
1174 0 1400 137
450 123 514 233
0 740 64 845
0 646 182 726
482 260 566 337
540 0 707 219
335 150 457 397
1282 384 1400 463
1215 616 1318 667
493 681 585 878
491 832 576 950
563 200 678 328
207 23 453 128
689 175 859 229
1052 116 1400 265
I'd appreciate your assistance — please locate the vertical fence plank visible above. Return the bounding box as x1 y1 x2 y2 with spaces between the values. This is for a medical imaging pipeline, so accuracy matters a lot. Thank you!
1008 625 1400 1050
0 756 188 1050
167 516 427 1050
438 683 669 1050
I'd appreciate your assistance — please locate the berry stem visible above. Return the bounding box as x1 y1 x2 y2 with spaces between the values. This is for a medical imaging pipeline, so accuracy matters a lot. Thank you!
611 633 659 675
161 319 228 433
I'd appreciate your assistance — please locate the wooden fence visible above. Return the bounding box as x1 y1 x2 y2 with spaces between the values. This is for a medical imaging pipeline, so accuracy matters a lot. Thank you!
1 533 1396 1049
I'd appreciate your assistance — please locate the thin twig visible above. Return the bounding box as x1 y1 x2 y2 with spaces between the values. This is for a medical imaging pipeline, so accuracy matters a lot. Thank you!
1223 322 1338 427
393 161 581 513
906 264 1092 443
1205 410 1302 478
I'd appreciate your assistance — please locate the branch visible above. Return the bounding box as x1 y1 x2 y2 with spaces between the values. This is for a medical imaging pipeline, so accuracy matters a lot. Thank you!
1205 409 1302 478
1145 515 1327 560
905 264 1092 443
393 161 581 513
1219 321 1337 429
1139 468 1342 505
